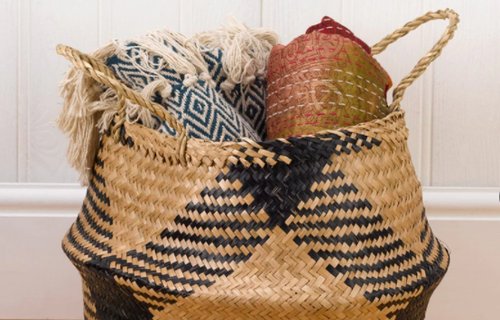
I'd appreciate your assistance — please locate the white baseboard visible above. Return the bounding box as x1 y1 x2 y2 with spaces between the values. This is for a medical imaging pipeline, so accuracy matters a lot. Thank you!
0 184 498 319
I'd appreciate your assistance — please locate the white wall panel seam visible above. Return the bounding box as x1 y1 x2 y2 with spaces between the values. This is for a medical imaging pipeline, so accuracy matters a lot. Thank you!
17 0 30 183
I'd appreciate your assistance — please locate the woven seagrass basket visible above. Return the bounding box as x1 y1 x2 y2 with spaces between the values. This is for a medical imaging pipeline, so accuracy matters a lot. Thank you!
58 9 458 320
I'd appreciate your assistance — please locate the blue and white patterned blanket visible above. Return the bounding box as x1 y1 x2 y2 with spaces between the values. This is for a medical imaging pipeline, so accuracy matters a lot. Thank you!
106 41 267 141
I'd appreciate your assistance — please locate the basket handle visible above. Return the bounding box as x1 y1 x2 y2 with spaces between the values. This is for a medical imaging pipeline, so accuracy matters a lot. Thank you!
371 9 459 111
55 44 187 137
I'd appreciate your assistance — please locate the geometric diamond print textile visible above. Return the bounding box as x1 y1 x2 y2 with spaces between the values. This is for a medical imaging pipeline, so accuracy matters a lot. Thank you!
106 41 265 141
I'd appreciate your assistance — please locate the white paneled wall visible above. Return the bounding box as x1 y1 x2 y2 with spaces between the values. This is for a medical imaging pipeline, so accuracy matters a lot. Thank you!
427 0 500 186
99 0 181 41
0 0 18 182
0 0 498 186
28 0 100 182
181 0 261 35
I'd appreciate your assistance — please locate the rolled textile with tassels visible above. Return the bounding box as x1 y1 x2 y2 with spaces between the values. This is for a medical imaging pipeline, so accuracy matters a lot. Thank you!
58 22 277 185
56 9 458 320
266 16 393 139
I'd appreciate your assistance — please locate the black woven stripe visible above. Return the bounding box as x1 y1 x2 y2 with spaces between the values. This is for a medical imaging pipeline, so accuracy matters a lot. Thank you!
362 274 438 301
297 199 373 216
185 202 252 215
92 170 106 186
294 227 393 246
383 283 438 320
198 185 253 198
86 190 113 224
377 298 414 314
128 250 232 277
327 250 416 276
300 170 345 188
94 155 104 168
174 215 269 232
139 302 166 312
256 132 381 163
282 137 360 156
74 216 111 253
88 179 110 206
309 239 405 261
324 183 359 197
83 287 92 299
299 182 358 200
81 203 112 239
83 303 97 320
291 214 384 230
106 256 214 288
145 242 250 264
188 199 373 227
422 233 436 259
65 227 98 260
130 289 177 305
213 168 344 186
420 220 430 242
82 264 161 318
432 240 445 267
82 290 97 319
160 229 267 248
421 213 446 267
212 167 252 185
279 134 364 155
422 220 446 268
338 131 382 148
341 263 426 287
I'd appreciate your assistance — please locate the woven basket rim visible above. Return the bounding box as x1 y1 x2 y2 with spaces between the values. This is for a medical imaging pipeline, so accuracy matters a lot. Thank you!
122 106 406 148
114 106 408 169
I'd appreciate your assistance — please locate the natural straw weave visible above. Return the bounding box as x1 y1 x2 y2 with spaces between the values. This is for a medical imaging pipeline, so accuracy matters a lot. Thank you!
58 9 458 320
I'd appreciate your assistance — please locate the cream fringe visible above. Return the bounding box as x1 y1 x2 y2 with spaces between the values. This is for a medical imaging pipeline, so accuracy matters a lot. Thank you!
57 43 119 184
58 21 278 185
192 18 278 91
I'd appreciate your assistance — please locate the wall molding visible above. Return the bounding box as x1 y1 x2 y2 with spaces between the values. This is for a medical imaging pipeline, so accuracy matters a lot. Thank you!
0 183 85 216
0 183 498 218
422 187 500 220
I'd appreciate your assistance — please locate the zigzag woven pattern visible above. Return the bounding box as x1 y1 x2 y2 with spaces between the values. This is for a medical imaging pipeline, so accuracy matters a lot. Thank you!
62 110 449 319
106 42 266 141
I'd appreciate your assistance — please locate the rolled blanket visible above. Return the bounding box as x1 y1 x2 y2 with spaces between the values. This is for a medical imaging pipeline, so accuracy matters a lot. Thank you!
266 17 392 139
106 25 277 142
57 22 278 184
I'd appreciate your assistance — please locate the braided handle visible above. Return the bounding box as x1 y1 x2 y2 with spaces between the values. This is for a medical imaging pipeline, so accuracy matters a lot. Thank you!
55 44 186 136
371 9 459 110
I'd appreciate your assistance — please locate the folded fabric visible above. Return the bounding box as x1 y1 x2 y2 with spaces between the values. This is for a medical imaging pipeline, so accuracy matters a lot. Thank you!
198 47 269 139
103 24 277 142
105 37 255 141
266 17 392 139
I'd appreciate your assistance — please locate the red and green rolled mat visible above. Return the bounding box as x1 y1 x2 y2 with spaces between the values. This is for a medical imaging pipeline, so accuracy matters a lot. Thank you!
266 17 392 139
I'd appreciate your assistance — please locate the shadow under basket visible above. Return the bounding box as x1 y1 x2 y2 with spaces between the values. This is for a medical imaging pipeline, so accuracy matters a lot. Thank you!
58 9 458 320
